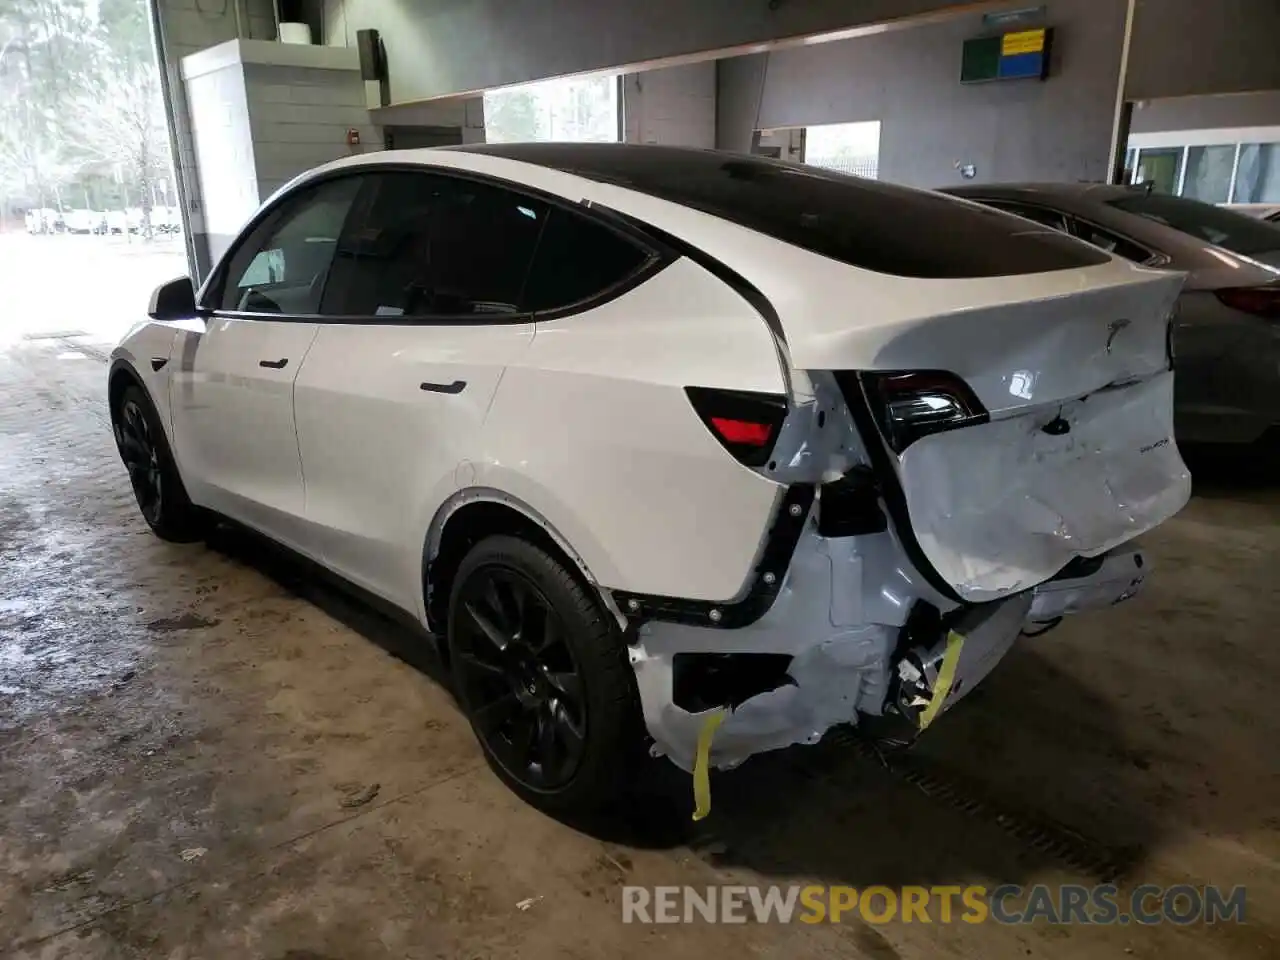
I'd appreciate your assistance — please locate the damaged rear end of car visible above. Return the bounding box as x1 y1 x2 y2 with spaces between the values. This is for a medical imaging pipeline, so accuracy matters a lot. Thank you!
596 165 1191 785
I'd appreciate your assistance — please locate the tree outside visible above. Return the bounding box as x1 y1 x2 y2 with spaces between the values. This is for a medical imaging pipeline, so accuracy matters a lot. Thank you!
803 120 882 179
0 0 174 238
484 74 618 144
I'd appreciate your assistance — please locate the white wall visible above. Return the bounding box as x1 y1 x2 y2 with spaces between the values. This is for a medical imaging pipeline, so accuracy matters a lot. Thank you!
180 40 378 266
183 62 257 263
245 64 380 200
156 0 277 276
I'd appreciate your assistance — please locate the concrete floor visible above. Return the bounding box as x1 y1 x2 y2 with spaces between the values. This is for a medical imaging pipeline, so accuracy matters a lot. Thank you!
2 336 1278 960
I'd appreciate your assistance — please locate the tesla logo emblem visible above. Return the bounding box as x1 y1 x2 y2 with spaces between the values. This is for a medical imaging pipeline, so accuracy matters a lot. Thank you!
1105 319 1131 354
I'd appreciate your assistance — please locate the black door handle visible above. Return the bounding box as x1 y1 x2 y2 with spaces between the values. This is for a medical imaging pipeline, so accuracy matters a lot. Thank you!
420 380 467 394
150 357 168 371
259 358 289 369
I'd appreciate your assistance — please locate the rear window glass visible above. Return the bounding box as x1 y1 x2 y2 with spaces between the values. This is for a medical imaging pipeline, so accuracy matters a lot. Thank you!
454 143 1110 278
1108 193 1280 257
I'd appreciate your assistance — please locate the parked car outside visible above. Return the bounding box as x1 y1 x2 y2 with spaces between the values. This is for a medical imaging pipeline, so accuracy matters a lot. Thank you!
944 183 1280 448
64 209 108 234
152 205 181 234
110 145 1190 815
24 208 63 234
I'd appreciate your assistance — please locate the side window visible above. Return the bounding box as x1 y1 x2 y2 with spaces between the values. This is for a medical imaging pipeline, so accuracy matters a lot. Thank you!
219 176 362 314
988 200 1070 232
321 172 546 318
522 208 651 313
1067 218 1158 265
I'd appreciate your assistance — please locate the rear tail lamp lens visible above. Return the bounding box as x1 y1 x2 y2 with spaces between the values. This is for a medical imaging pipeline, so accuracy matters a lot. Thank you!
685 386 787 467
1214 285 1280 319
859 370 988 454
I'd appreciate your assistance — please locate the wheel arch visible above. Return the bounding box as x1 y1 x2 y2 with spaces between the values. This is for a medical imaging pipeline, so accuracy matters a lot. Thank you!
107 357 147 417
421 488 622 640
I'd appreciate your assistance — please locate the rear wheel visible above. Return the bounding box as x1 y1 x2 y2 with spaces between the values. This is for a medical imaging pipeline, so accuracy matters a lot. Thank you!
113 384 207 543
447 535 641 814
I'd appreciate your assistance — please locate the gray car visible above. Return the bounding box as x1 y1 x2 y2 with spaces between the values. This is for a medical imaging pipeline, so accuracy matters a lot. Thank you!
943 183 1280 447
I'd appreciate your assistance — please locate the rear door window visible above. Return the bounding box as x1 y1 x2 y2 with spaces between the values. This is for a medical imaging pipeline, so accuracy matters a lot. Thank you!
1065 218 1161 265
320 172 546 318
521 208 652 313
983 200 1071 232
455 144 1111 278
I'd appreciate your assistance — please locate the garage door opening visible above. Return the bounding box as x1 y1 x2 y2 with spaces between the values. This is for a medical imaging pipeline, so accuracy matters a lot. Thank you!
0 0 184 346
483 74 621 144
803 121 881 179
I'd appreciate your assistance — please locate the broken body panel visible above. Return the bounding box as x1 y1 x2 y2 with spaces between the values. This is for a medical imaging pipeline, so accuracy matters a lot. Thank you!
621 254 1190 774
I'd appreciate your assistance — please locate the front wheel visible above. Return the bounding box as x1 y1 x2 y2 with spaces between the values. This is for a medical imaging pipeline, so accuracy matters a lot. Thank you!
113 384 207 543
447 535 642 815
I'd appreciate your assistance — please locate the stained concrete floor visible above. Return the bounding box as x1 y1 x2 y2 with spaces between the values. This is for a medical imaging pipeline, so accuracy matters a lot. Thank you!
2 337 1278 960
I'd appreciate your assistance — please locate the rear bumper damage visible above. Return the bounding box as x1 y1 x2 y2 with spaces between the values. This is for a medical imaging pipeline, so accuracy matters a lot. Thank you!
626 531 1151 775
1026 545 1148 624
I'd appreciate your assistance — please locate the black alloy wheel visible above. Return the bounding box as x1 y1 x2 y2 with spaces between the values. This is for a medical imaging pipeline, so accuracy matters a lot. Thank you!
117 396 163 525
452 564 588 791
113 383 206 542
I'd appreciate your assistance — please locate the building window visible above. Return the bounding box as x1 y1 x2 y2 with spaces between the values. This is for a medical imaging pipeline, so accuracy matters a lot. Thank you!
1182 145 1236 204
1134 147 1185 196
483 75 620 144
1233 143 1280 204
1127 129 1280 205
802 121 881 179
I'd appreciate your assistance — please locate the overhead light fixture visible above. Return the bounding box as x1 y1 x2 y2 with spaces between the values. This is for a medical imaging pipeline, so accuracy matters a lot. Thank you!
982 5 1047 28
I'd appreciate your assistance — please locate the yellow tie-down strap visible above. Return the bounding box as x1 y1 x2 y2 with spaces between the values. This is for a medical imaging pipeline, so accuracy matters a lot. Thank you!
917 629 966 731
691 708 729 821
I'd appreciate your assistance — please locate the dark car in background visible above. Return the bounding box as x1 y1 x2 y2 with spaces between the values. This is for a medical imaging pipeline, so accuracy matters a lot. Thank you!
943 183 1280 448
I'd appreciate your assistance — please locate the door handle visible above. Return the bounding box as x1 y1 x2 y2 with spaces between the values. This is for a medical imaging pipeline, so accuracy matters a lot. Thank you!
259 358 289 369
420 380 467 394
150 357 168 371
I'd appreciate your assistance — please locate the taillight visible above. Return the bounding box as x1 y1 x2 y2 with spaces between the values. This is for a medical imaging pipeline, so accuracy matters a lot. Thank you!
859 370 988 454
1214 286 1280 318
685 386 787 467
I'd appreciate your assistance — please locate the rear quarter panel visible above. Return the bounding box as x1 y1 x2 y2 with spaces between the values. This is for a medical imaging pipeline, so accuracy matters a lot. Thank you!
480 257 789 602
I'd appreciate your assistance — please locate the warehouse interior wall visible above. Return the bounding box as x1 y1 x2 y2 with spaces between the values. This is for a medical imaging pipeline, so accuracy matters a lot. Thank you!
1125 0 1280 102
715 54 768 156
154 0 1280 279
314 0 998 104
623 63 717 148
715 0 1127 188
1130 91 1280 135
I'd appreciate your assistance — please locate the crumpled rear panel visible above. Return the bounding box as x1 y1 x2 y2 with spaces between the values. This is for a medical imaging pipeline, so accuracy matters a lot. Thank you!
898 371 1191 602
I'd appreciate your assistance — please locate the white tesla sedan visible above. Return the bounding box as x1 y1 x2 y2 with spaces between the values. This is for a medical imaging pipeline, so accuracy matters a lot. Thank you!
111 144 1190 816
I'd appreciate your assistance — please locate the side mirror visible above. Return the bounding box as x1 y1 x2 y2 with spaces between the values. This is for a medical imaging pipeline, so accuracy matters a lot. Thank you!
148 276 198 321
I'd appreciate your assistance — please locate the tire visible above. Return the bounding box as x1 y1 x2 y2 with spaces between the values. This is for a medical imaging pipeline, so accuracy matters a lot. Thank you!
447 534 642 815
113 383 207 543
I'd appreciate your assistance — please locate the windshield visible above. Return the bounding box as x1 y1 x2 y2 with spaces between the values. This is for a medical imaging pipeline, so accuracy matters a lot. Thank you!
1108 193 1280 256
